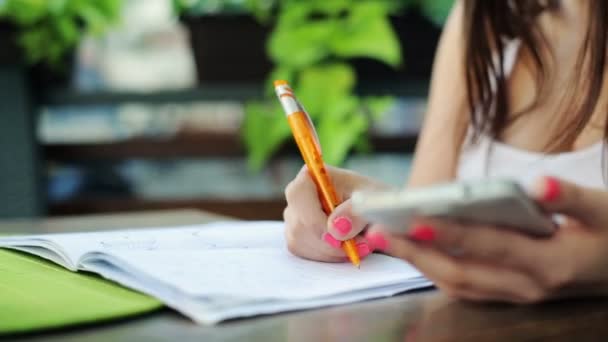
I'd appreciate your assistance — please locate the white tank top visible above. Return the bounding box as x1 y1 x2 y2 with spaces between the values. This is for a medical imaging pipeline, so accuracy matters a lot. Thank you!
455 41 606 190
456 133 605 189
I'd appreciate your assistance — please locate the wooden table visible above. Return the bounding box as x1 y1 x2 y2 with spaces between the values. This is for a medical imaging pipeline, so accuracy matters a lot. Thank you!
4 210 608 341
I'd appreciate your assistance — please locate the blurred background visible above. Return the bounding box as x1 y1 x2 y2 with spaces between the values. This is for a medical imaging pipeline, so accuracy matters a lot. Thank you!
0 0 452 220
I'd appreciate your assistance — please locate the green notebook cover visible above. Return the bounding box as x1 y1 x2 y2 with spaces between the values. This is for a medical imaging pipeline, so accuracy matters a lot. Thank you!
0 249 163 335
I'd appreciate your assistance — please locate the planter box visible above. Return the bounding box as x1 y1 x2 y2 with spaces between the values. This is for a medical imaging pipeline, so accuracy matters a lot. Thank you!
182 10 440 85
0 22 22 65
0 21 74 90
182 15 272 83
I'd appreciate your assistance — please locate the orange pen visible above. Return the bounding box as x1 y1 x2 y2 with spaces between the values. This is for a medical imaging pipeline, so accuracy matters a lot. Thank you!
274 80 361 268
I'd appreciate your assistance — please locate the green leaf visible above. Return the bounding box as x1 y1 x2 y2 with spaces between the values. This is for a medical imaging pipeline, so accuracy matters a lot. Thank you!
363 96 395 121
296 63 355 120
2 0 122 68
47 38 67 66
353 134 372 154
244 0 277 23
79 3 111 35
2 0 48 25
48 0 69 16
242 101 291 171
94 0 122 19
316 96 368 166
417 0 454 26
295 0 351 15
54 17 79 46
330 2 402 67
18 30 45 64
268 20 334 68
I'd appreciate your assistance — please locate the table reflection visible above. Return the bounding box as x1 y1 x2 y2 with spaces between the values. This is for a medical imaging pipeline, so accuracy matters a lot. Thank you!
282 292 608 342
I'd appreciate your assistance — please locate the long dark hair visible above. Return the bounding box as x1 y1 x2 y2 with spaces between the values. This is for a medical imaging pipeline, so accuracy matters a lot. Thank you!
463 0 608 151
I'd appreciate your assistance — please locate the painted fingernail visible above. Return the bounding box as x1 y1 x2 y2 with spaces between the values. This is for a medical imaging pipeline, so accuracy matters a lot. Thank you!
405 325 418 342
543 176 561 202
333 216 352 236
356 243 371 258
365 231 389 251
408 225 436 242
322 233 342 249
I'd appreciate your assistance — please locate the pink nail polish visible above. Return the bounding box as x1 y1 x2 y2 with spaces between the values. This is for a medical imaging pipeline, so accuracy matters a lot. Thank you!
543 177 561 202
323 233 342 249
365 231 389 251
333 216 352 236
356 243 371 258
408 225 436 242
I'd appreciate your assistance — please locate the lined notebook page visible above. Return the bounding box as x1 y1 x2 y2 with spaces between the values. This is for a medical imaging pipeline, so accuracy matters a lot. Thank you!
7 221 284 263
2 222 422 302
100 249 420 300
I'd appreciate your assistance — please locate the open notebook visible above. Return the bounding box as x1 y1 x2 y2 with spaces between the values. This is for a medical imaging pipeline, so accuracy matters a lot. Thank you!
0 221 431 324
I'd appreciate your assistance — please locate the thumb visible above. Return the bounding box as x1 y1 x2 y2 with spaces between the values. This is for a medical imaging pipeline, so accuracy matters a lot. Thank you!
531 176 606 225
327 200 369 241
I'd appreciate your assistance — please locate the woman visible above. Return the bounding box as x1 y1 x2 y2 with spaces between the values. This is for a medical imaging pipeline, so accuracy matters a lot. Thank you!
283 0 608 303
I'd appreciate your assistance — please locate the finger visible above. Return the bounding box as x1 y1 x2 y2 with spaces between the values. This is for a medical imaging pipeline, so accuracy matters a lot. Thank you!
531 176 605 225
283 201 326 242
308 233 376 262
365 228 545 303
284 207 345 262
353 235 374 259
327 166 357 199
311 232 348 261
440 285 529 303
284 166 324 216
327 166 389 200
308 227 375 263
327 200 369 241
284 167 328 239
286 227 346 263
433 280 511 302
409 219 542 273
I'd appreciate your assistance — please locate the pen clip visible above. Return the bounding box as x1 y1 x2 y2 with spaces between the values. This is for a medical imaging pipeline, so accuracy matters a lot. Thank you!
302 108 322 155
274 81 322 154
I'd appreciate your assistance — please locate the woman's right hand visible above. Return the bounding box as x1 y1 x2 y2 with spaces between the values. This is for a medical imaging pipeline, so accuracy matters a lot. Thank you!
283 165 388 262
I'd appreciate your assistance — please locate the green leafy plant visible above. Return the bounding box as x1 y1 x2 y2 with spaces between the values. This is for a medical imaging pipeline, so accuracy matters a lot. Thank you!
176 0 454 170
243 0 402 170
242 0 454 170
0 0 122 69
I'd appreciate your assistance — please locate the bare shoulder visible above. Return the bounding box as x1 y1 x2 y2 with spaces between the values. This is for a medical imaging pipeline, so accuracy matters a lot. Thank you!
407 0 469 187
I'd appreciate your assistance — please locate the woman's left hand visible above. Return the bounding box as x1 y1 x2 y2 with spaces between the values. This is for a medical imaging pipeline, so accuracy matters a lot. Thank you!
365 177 608 303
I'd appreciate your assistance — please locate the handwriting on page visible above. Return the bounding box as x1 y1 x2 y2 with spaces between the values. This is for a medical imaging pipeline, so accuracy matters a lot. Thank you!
3 220 428 324
33 221 286 263
92 222 286 251
99 235 158 251
107 248 420 301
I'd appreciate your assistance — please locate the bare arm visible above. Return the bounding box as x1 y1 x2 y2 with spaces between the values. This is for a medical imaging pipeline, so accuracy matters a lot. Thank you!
407 0 469 187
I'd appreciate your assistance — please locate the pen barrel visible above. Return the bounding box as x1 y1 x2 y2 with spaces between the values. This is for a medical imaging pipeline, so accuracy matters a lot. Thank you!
276 80 360 267
287 111 341 214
